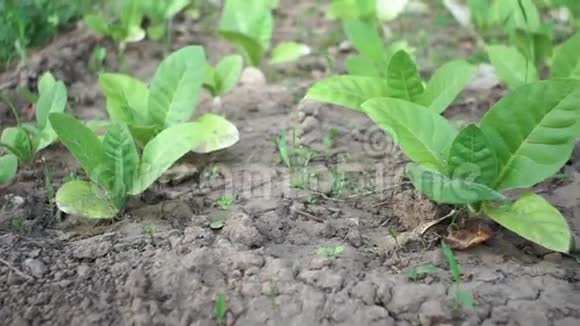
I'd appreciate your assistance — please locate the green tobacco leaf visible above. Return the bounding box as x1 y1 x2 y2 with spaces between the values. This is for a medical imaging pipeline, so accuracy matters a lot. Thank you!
55 180 118 219
484 192 571 253
362 98 458 172
38 72 56 95
1 127 33 162
513 30 553 66
36 80 67 131
215 55 243 95
84 15 110 35
386 50 424 102
487 45 537 89
417 60 476 113
164 0 190 18
480 80 580 190
305 76 390 112
148 46 206 127
270 42 311 65
49 113 107 185
129 125 158 147
36 127 59 152
102 123 140 207
346 55 382 77
551 33 580 79
131 122 204 195
191 113 240 153
328 0 376 20
0 154 18 184
494 0 540 32
99 73 150 125
219 0 273 66
219 31 265 67
448 124 498 186
343 20 386 63
407 163 507 204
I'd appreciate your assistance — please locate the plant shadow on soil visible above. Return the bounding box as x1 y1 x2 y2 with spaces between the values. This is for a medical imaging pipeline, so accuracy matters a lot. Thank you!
2 3 580 326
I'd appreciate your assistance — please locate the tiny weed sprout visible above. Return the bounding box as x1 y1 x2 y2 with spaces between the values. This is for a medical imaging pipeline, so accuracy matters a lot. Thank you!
442 242 474 311
0 72 67 185
218 0 309 66
215 292 227 326
307 48 475 115
318 246 345 257
98 46 239 150
217 195 234 210
203 55 244 98
50 47 239 219
346 79 579 253
405 264 439 282
84 0 145 51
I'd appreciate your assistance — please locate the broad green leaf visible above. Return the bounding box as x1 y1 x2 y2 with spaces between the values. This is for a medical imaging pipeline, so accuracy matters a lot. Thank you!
417 60 476 113
131 122 204 195
480 80 580 190
346 55 382 77
99 73 150 125
270 42 311 65
484 192 571 253
38 72 56 95
0 154 18 184
328 0 376 21
551 33 580 79
376 0 409 22
121 0 143 34
513 30 553 66
448 124 497 186
164 0 190 18
129 125 158 147
343 20 385 63
84 15 110 35
49 113 107 185
361 98 458 172
219 31 265 67
102 123 139 207
306 76 390 112
1 127 33 162
494 0 540 32
386 50 424 102
148 46 206 127
215 55 243 95
219 0 273 66
487 45 537 89
36 127 59 152
407 163 507 204
36 80 67 130
191 113 240 153
55 180 119 219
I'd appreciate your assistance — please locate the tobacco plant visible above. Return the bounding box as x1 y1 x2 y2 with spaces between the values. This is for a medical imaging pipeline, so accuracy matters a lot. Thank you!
98 46 239 150
84 0 145 51
0 72 67 184
218 0 309 66
307 49 475 114
203 55 243 98
141 0 189 41
328 0 410 23
347 80 580 253
49 113 225 219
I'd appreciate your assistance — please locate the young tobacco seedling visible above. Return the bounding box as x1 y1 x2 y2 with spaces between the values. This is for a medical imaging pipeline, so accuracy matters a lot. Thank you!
328 0 409 23
203 55 243 98
307 49 476 115
141 0 189 41
354 79 580 253
99 46 239 150
218 0 309 66
84 0 145 51
0 72 67 184
215 292 227 326
48 112 230 219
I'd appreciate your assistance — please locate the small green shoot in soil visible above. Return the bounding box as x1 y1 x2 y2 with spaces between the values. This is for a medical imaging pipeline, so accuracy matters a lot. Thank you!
11 217 29 234
210 219 225 230
217 195 234 210
90 47 107 74
442 241 474 311
318 245 345 257
144 224 155 241
215 292 227 326
405 264 439 282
